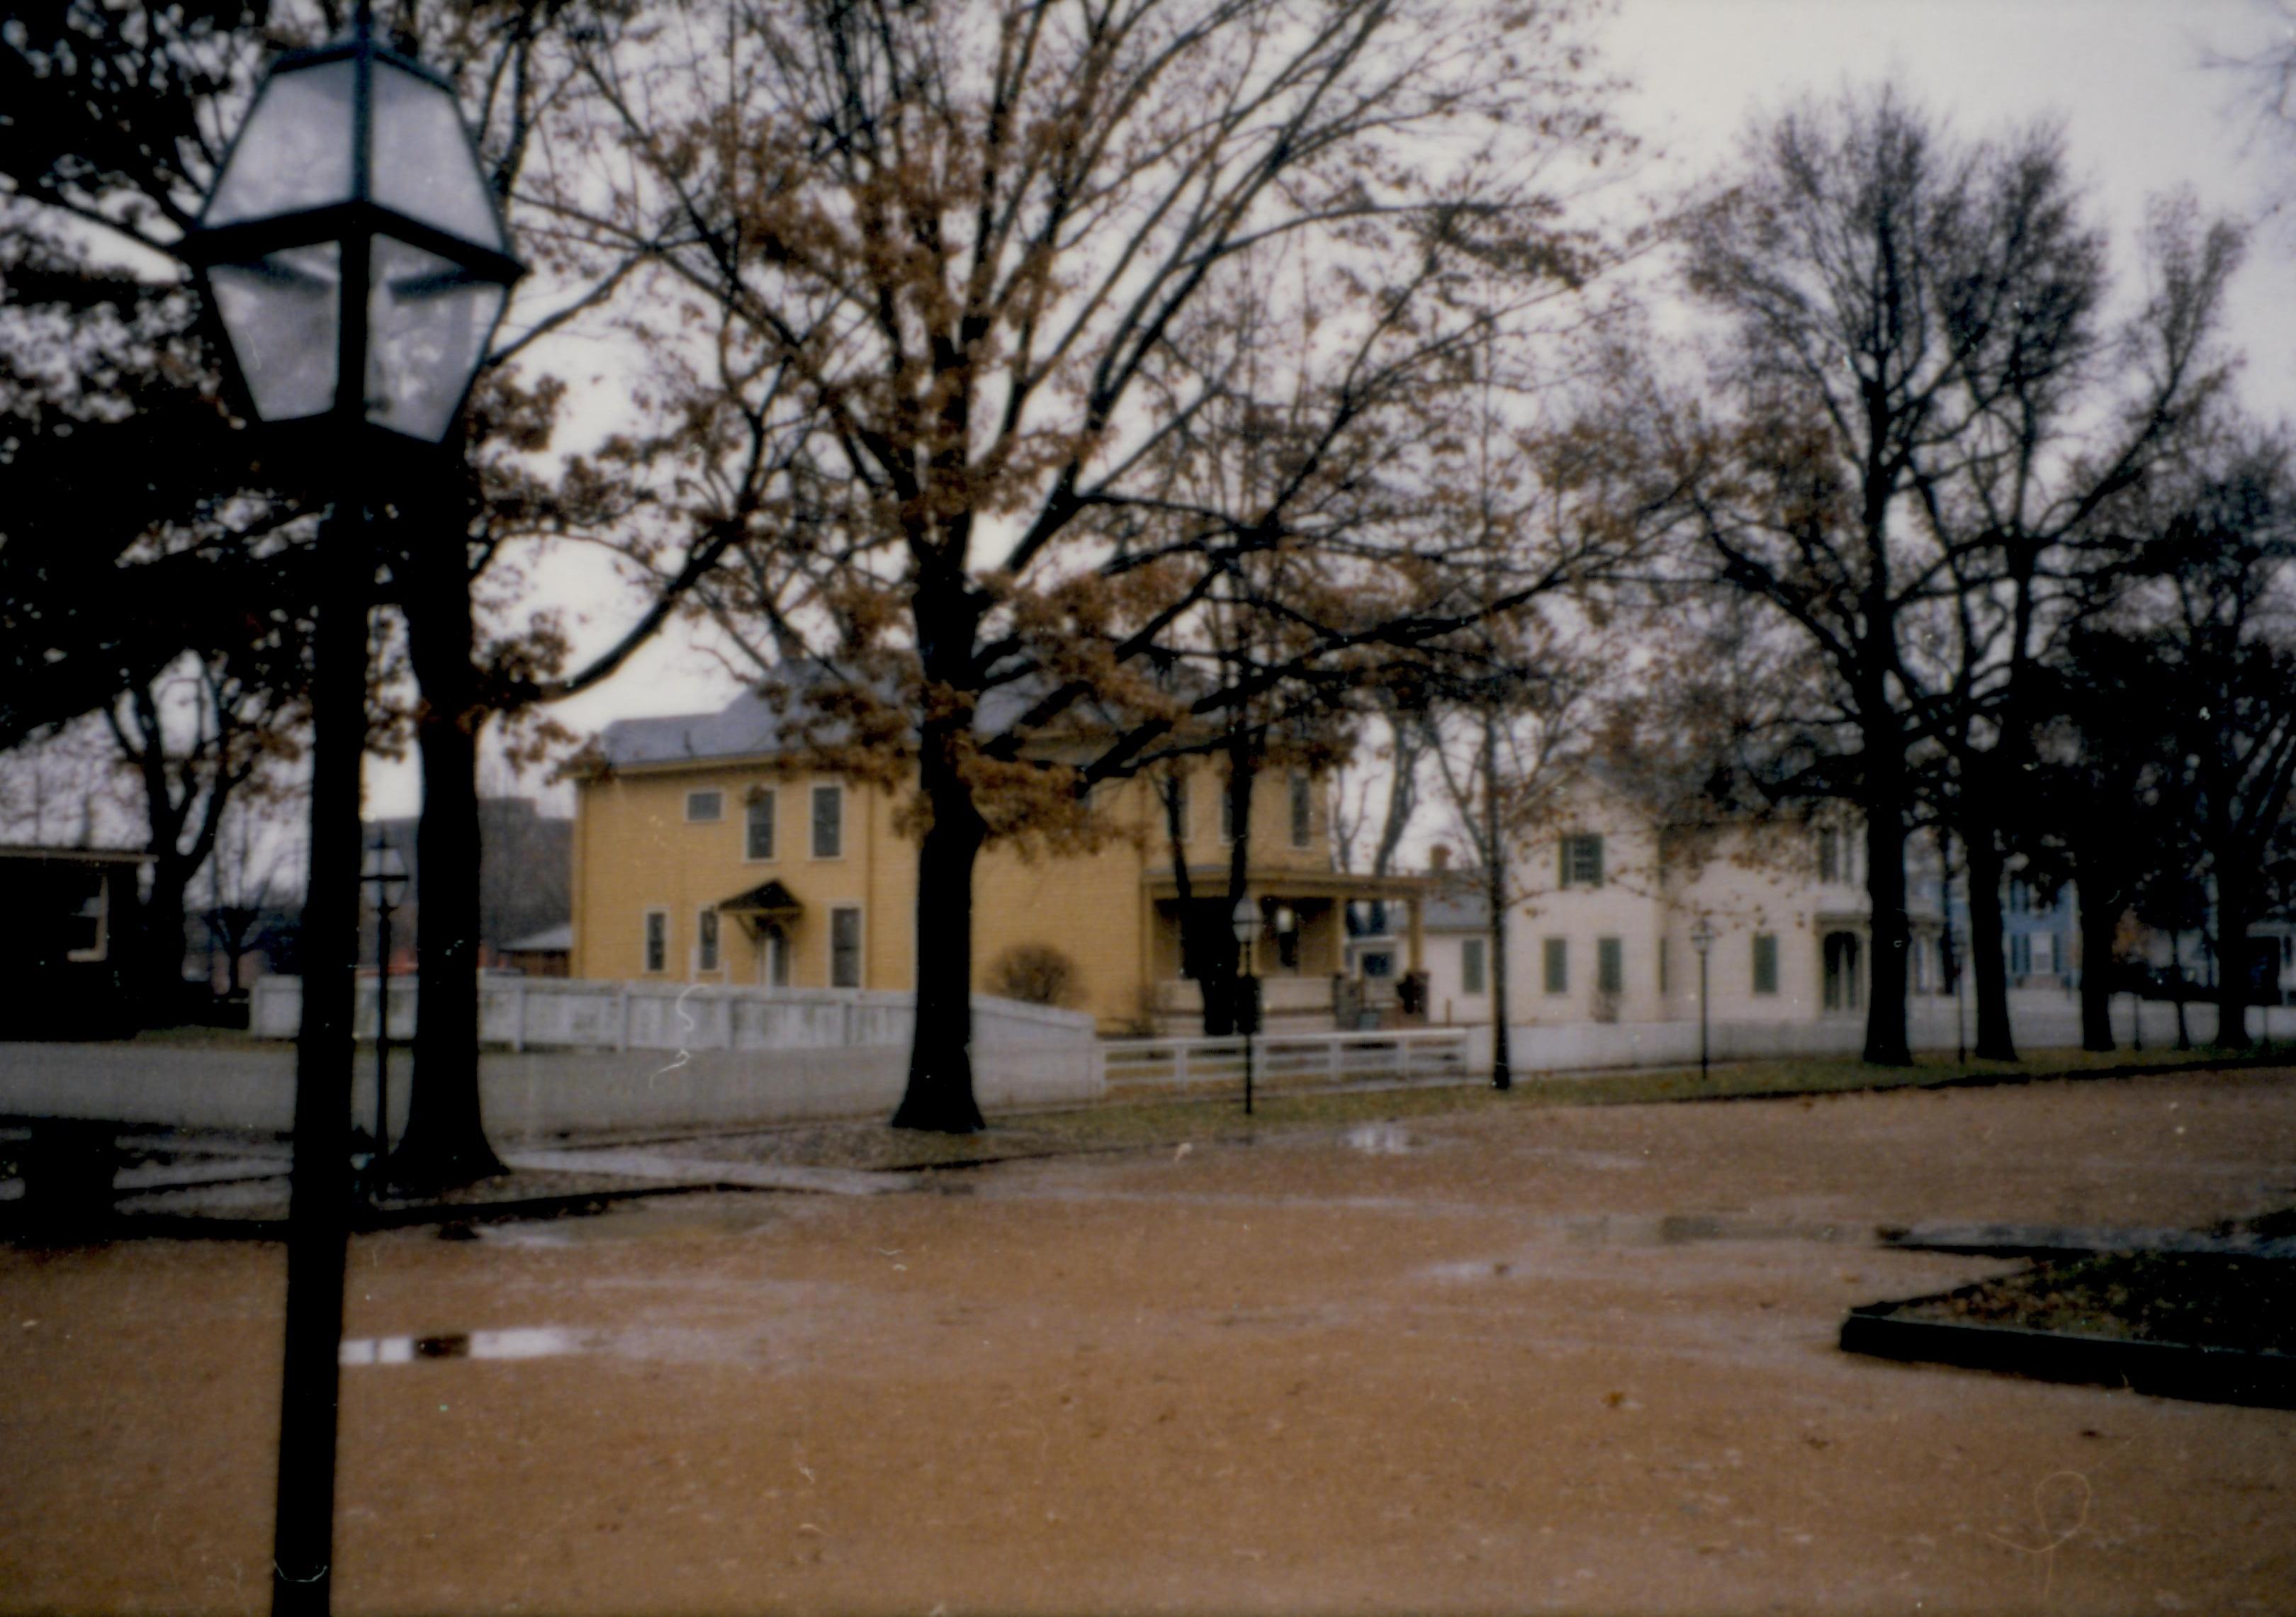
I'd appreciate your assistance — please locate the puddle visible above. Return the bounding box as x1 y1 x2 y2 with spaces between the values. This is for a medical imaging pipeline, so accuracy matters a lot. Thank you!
471 1198 782 1247
1344 1123 1421 1154
342 1327 590 1365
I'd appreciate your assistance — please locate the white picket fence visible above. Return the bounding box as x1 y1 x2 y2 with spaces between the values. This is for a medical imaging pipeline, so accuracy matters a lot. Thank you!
250 973 1087 1055
1102 1028 1472 1096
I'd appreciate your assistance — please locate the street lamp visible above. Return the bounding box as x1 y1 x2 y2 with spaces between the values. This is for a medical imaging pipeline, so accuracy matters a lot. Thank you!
1689 918 1716 1083
360 832 409 1190
1231 894 1263 1116
181 8 520 1612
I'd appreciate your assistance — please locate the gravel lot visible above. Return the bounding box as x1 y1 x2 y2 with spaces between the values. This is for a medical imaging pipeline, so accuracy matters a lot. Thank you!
5 1067 2295 1613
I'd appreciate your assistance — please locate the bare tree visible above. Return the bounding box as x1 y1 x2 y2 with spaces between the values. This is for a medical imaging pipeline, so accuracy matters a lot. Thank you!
1664 86 2236 1064
562 0 1628 1129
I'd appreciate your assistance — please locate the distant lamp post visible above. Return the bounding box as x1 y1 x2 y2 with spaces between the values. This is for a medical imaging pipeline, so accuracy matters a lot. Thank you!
1231 894 1264 1116
181 7 520 1613
360 833 409 1189
1689 918 1716 1083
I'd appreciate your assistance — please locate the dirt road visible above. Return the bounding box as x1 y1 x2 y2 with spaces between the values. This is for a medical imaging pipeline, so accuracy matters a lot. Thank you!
6 1069 2295 1613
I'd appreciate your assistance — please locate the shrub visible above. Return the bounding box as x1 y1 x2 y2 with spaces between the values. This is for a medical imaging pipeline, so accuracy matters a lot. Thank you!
990 942 1083 1008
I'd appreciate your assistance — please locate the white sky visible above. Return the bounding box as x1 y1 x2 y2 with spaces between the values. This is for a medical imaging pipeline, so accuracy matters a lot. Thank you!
369 0 2296 818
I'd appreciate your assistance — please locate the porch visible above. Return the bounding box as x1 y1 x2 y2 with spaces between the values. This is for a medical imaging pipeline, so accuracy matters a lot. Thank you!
1142 867 1426 1035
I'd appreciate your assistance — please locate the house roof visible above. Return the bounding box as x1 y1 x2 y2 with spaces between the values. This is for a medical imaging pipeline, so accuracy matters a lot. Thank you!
597 660 1171 771
502 923 573 954
1422 884 1489 932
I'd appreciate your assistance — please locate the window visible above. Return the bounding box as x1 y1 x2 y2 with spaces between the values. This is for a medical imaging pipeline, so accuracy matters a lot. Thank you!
1752 933 1779 996
1543 937 1568 995
1462 937 1487 996
2009 879 2030 915
745 791 776 860
1818 828 1838 884
811 784 843 859
1290 772 1312 848
64 871 106 961
830 906 863 988
1559 833 1603 888
643 911 668 974
685 789 724 823
697 907 720 972
1823 931 1863 1010
1597 937 1623 996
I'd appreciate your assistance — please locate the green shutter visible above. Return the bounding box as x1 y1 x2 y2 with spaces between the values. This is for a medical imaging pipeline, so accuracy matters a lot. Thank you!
1543 937 1568 994
1753 933 1779 995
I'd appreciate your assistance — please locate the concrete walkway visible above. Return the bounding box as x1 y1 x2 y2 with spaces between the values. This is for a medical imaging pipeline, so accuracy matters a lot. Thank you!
496 1146 916 1196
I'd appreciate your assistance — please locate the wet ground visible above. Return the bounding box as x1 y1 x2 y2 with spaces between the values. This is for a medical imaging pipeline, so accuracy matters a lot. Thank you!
5 1069 2296 1613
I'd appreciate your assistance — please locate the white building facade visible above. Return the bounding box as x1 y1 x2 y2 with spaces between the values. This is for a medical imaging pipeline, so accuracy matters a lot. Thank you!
1419 786 1951 1035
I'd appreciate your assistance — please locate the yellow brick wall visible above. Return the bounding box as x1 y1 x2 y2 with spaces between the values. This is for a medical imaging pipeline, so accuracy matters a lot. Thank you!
570 757 1332 1032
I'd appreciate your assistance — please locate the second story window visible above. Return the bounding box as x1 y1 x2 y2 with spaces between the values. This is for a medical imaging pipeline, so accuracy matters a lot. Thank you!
811 784 843 859
685 789 724 823
745 791 776 860
1818 827 1838 883
1290 772 1312 848
1559 833 1603 888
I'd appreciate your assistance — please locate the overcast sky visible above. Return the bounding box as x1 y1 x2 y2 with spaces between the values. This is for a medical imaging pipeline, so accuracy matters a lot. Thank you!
383 0 2296 817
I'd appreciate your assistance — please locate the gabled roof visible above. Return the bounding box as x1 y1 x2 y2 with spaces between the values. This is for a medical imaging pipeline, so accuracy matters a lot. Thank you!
717 879 804 917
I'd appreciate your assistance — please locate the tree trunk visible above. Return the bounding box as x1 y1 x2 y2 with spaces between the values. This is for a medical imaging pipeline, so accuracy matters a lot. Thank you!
1962 826 2018 1062
1481 713 1510 1090
2076 874 2122 1053
1860 745 1914 1067
130 860 195 1023
2214 862 2256 1052
891 728 988 1133
390 521 502 1190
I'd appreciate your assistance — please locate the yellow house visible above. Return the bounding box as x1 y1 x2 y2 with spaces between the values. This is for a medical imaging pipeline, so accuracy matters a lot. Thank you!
568 686 1424 1034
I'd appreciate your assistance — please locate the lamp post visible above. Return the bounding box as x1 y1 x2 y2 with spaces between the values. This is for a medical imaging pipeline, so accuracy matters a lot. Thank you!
1231 894 1263 1116
181 9 519 1612
361 832 409 1191
1689 918 1716 1083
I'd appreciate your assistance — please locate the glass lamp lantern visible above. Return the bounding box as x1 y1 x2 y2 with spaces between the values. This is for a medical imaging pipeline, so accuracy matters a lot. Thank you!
183 7 523 444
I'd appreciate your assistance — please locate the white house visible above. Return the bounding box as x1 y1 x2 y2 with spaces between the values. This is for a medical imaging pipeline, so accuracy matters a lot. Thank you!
1418 782 1951 1035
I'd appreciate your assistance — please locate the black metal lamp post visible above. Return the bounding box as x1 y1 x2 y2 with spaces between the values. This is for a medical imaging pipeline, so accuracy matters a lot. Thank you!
1689 918 1716 1083
180 9 519 1612
360 832 409 1190
1231 894 1262 1116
